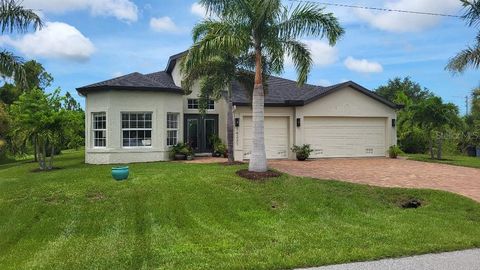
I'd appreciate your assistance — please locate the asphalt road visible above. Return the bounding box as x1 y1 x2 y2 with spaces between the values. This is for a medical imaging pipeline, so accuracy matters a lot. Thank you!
298 249 480 270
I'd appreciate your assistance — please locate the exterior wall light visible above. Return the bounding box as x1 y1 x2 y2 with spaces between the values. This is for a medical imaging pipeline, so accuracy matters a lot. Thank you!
235 118 240 127
297 118 301 127
392 119 396 127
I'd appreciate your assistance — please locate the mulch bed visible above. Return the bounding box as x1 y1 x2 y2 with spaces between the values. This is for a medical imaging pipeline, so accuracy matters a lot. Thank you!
236 169 282 180
218 161 245 166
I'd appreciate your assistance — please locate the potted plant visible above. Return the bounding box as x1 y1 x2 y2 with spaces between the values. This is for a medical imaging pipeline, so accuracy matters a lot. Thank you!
210 135 227 157
111 166 129 180
214 143 227 158
291 144 313 161
170 143 190 160
388 145 402 159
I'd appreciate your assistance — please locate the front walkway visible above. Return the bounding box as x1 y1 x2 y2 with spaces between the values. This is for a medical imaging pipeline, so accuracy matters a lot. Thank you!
297 249 480 270
269 158 480 202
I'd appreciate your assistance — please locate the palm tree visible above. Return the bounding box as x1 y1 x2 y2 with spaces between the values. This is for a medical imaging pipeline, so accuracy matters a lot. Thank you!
0 0 43 86
184 0 344 172
446 0 480 73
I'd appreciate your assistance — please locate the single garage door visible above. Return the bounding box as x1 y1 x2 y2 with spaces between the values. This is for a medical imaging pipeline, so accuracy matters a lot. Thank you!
304 117 386 158
243 116 289 159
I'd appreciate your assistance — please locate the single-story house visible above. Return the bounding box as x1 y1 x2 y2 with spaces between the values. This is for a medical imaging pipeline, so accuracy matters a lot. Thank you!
77 51 400 164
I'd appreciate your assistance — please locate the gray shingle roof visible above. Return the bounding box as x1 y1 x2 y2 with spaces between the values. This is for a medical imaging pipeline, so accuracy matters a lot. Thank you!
77 71 182 95
232 76 398 109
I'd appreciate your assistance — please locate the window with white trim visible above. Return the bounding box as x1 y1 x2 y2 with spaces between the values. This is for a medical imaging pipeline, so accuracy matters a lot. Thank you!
167 113 179 146
121 112 152 147
92 112 106 147
187 99 214 110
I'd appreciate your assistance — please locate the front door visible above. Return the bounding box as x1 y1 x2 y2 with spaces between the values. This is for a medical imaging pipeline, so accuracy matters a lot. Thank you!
184 114 219 153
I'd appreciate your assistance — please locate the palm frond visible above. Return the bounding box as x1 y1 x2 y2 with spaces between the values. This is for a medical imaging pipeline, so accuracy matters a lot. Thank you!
276 3 344 45
0 0 43 34
461 0 480 27
0 50 26 86
446 43 480 74
282 40 312 85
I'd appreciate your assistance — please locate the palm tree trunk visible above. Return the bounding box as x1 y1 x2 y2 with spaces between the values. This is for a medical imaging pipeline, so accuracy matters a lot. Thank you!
33 135 38 162
437 133 443 160
226 86 234 163
48 144 54 170
248 47 267 172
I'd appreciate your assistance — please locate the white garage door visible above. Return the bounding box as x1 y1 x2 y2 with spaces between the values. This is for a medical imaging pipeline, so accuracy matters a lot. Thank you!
243 116 289 159
304 117 386 158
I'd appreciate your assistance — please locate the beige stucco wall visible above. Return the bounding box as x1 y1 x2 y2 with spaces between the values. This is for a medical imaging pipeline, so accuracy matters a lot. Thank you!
233 86 397 161
233 106 296 161
295 86 397 154
85 90 183 164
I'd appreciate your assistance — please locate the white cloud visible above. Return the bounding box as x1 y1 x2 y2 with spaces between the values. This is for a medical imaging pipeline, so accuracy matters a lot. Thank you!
191 2 207 18
150 17 181 33
344 57 383 73
22 0 138 22
355 0 461 32
286 40 338 67
0 22 95 62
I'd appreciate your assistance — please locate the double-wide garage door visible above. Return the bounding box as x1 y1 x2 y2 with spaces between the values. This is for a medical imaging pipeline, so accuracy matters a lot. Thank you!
304 117 386 158
243 116 289 159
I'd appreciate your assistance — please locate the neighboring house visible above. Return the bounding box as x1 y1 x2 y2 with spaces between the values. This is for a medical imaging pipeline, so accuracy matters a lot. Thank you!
77 51 400 164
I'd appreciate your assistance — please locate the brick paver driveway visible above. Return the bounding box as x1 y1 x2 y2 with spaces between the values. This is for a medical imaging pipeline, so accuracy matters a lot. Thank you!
269 158 480 202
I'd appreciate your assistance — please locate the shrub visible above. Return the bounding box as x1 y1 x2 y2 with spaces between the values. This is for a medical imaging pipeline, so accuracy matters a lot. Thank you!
388 145 402 159
291 144 313 161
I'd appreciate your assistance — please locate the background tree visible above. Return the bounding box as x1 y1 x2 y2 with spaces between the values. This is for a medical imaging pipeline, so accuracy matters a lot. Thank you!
0 60 53 105
375 77 433 103
411 97 462 159
0 101 8 159
187 0 344 172
375 77 433 153
0 0 42 86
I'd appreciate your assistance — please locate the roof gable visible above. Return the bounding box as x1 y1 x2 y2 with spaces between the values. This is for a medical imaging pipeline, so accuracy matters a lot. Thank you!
77 71 182 95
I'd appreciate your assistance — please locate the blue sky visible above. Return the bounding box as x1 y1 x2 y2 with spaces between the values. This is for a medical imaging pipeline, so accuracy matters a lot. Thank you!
1 0 478 114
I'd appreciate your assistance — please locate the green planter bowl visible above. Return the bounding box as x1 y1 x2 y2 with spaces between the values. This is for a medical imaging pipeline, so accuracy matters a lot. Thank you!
112 166 129 181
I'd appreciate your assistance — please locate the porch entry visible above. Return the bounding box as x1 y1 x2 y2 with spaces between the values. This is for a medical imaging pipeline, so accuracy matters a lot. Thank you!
184 114 219 153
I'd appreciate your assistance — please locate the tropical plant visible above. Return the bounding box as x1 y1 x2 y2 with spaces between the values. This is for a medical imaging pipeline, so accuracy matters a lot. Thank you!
291 144 313 161
169 142 193 159
185 0 344 172
0 0 43 86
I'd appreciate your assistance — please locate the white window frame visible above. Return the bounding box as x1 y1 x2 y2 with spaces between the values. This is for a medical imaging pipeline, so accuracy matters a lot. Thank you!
92 112 107 148
167 113 179 146
121 112 153 148
187 99 214 111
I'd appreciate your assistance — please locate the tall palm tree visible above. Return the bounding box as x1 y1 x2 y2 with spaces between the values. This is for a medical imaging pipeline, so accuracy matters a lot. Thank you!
446 0 480 73
184 0 344 172
0 0 43 86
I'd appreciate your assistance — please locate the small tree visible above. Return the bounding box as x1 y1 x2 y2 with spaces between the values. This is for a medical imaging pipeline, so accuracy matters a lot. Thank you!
9 88 64 170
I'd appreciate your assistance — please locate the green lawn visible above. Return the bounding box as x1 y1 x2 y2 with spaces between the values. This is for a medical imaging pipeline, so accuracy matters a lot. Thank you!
1 151 480 270
406 154 480 169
